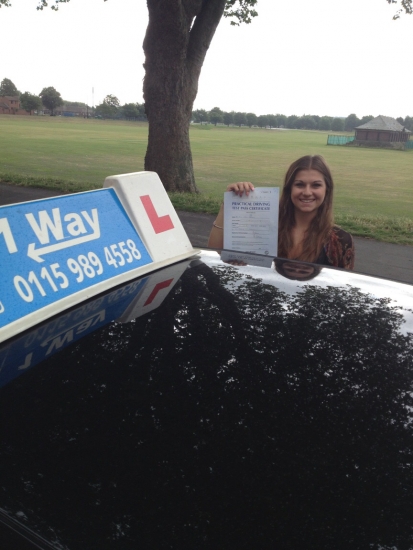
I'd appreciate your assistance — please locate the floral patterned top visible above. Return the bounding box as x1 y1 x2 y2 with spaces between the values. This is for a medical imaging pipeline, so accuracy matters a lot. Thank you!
316 226 355 270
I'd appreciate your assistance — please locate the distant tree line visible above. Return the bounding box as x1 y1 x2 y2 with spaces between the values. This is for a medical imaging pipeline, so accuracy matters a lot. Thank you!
0 78 63 115
192 107 413 132
0 78 147 120
94 94 147 121
1 77 412 131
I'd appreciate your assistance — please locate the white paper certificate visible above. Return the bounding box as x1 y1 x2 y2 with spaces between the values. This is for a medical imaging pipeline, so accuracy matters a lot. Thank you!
223 187 279 256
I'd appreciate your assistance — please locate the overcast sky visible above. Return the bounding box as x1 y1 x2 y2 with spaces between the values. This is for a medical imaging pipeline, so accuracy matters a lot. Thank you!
1 0 411 118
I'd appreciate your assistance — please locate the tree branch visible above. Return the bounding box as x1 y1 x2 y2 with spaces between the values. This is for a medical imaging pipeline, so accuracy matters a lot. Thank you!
186 0 227 78
387 0 412 18
224 0 258 25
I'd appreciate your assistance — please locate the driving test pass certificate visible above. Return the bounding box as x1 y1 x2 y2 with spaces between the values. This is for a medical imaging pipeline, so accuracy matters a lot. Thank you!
223 187 279 256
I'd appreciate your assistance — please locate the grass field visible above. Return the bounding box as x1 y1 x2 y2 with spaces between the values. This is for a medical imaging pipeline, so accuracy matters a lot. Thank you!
0 115 412 244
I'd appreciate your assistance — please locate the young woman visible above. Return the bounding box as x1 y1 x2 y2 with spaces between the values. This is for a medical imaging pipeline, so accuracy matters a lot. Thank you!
207 155 355 270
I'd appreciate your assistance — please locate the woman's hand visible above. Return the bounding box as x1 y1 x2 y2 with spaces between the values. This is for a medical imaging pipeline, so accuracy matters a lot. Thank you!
226 182 255 197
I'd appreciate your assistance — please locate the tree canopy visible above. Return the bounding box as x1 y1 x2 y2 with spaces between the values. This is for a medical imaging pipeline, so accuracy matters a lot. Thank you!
122 102 146 120
387 0 412 17
209 106 224 125
0 77 19 96
95 94 121 119
0 0 409 17
39 86 63 115
234 111 247 126
331 117 344 131
20 91 41 114
344 113 361 131
192 109 210 124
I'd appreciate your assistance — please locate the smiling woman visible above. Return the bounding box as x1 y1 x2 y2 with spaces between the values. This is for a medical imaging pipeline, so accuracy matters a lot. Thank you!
278 155 354 268
208 155 355 269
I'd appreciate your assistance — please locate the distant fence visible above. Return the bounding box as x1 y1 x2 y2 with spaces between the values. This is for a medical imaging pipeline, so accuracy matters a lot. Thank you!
327 135 355 146
405 140 413 150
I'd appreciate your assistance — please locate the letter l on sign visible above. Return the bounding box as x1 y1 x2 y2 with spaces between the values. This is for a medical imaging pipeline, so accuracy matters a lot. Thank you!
144 279 173 306
140 195 174 234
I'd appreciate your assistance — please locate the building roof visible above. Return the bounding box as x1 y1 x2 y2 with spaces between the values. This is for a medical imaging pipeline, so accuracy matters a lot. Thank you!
356 115 411 133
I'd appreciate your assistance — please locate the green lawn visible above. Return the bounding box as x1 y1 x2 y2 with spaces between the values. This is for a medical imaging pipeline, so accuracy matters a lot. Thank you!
1 115 412 244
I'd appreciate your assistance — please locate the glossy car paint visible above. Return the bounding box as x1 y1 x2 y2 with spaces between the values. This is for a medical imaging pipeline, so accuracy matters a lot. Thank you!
1 250 413 550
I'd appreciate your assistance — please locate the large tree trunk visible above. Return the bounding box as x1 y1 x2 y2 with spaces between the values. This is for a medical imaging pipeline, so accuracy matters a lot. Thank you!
143 0 226 192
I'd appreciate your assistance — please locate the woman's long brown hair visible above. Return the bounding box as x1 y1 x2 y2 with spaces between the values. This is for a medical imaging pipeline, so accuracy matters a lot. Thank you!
278 155 334 263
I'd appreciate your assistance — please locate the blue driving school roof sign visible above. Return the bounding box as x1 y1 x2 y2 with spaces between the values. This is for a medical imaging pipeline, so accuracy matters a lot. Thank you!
0 172 196 343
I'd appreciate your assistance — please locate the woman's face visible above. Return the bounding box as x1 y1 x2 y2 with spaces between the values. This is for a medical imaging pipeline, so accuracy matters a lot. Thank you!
290 169 327 215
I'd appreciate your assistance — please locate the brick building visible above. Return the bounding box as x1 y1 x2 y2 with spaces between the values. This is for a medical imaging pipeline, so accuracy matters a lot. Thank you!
355 115 411 144
0 96 19 114
0 96 29 115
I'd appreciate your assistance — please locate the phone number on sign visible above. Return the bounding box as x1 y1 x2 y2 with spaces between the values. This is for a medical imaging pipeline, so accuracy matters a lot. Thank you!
12 240 142 304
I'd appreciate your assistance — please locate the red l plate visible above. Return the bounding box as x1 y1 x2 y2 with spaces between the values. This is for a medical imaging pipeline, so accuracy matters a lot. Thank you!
140 195 174 234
